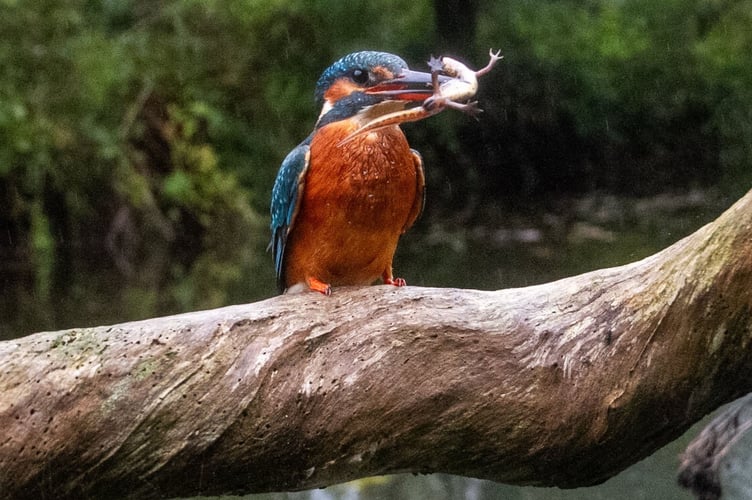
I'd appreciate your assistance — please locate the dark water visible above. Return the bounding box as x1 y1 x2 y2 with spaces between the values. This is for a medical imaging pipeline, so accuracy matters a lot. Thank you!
1 189 734 499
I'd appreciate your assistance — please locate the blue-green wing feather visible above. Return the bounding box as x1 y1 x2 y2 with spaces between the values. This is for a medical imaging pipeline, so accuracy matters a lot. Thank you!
270 138 311 292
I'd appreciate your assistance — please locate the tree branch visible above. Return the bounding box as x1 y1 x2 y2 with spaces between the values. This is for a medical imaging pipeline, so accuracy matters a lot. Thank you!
2 189 752 500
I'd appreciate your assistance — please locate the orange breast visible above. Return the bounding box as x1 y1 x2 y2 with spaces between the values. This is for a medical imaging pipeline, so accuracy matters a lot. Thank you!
284 120 422 288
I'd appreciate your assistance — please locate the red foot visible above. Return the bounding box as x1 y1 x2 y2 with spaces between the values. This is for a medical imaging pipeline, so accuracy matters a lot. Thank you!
384 277 407 287
306 277 332 296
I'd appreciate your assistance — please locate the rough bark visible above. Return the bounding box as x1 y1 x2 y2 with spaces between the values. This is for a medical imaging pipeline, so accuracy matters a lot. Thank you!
1 189 751 500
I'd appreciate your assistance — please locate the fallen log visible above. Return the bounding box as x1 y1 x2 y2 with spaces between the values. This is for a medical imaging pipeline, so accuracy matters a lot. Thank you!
1 189 751 500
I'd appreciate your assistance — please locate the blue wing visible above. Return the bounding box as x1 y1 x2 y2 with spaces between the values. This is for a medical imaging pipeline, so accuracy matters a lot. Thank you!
270 138 312 292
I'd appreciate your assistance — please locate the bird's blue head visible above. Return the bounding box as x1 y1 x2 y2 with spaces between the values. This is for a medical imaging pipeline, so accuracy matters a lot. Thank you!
312 51 446 127
315 52 411 107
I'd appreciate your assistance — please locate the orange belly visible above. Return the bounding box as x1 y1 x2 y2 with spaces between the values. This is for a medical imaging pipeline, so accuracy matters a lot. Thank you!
284 122 421 288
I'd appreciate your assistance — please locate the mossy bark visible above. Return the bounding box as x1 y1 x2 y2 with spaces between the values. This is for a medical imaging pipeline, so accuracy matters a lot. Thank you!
1 190 751 500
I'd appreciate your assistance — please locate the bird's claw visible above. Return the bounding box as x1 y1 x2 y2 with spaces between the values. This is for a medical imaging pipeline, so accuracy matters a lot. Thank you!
306 276 332 296
384 277 407 287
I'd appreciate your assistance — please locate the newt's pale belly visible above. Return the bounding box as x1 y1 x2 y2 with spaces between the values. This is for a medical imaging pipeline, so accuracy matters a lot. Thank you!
283 124 422 288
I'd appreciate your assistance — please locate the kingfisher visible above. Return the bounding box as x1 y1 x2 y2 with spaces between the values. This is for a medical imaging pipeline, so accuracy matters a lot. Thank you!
270 51 457 295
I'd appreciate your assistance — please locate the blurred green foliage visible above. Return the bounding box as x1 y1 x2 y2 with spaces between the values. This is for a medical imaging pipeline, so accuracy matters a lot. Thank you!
464 0 751 206
1 0 751 330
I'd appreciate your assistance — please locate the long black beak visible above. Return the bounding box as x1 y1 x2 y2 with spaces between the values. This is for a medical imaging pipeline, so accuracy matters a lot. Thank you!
365 69 453 101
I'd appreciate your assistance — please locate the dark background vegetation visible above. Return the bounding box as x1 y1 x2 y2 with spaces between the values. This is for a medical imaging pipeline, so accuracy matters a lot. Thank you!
1 0 751 336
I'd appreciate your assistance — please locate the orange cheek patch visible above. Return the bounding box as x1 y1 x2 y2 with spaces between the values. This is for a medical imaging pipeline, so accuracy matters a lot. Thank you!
324 79 360 104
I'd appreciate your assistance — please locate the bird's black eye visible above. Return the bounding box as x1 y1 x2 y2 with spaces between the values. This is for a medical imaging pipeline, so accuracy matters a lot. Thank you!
350 68 370 85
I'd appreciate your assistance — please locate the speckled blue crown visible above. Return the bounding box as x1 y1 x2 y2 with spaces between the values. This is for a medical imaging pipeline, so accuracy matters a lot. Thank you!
314 51 409 106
